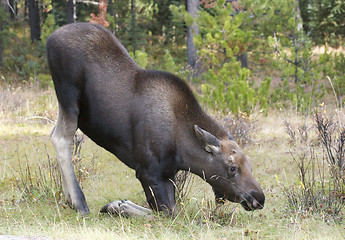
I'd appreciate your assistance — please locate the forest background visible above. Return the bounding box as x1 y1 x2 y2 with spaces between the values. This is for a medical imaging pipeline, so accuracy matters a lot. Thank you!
0 0 345 239
1 0 344 114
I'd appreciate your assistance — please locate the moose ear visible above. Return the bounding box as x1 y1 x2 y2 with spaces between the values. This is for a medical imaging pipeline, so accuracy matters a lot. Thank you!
194 125 221 153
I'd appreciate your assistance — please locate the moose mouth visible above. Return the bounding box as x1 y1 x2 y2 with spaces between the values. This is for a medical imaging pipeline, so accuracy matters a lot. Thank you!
240 195 263 211
240 199 255 211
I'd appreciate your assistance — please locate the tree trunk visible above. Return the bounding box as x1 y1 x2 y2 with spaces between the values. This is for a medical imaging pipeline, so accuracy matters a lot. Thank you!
130 0 137 54
187 0 200 75
295 0 303 32
187 0 199 67
28 0 41 42
66 0 76 24
108 0 114 17
238 53 248 68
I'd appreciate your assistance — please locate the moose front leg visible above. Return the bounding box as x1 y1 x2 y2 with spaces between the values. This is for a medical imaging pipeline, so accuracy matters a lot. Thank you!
139 173 177 214
100 200 152 217
100 178 176 217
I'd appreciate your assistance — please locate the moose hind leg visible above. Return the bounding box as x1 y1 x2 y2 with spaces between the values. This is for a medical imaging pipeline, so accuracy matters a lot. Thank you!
51 105 89 215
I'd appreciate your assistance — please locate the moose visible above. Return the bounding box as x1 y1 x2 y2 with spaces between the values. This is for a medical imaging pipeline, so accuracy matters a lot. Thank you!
47 23 265 216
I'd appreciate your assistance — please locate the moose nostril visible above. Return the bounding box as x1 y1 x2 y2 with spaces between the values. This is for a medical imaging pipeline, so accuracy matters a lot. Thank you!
252 199 264 209
250 191 265 209
252 200 259 209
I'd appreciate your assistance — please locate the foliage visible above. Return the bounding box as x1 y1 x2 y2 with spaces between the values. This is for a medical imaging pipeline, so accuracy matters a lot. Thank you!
318 51 345 107
108 0 158 52
282 111 345 222
12 132 97 205
241 0 325 112
0 0 345 115
315 111 345 179
1 28 50 84
0 5 10 66
41 13 58 46
269 31 325 112
157 49 190 79
241 0 303 64
216 111 256 147
200 62 271 115
300 0 345 46
13 145 63 203
192 0 270 115
170 0 325 114
129 49 149 69
35 73 53 89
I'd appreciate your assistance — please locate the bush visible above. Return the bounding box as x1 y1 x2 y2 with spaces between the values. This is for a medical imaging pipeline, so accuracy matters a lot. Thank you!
200 61 271 115
41 13 58 46
216 111 255 147
266 13 325 112
191 0 270 115
12 133 97 205
282 110 345 221
13 145 63 204
315 111 345 179
129 50 149 69
318 51 345 107
300 0 345 46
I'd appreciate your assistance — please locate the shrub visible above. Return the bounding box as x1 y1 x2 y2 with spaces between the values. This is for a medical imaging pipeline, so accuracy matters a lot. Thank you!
267 16 325 112
201 63 271 115
318 51 345 107
12 133 97 205
216 111 255 147
315 111 345 179
282 110 345 221
41 13 58 46
129 50 148 69
13 145 63 204
193 0 270 115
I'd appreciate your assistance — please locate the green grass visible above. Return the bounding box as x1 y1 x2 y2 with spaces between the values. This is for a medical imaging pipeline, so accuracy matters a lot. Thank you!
0 87 344 239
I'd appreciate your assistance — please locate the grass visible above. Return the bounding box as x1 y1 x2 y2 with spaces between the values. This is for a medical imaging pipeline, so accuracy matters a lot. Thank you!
0 86 344 239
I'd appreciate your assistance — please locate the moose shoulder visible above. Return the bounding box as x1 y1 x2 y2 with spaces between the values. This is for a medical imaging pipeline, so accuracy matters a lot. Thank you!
47 23 265 216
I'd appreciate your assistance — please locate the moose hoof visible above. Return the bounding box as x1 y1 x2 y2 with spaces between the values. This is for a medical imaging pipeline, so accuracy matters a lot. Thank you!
100 200 123 215
100 200 152 217
66 198 90 216
76 204 90 216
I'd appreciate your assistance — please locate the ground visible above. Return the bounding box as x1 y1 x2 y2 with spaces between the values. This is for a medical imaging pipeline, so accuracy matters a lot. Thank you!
0 86 344 239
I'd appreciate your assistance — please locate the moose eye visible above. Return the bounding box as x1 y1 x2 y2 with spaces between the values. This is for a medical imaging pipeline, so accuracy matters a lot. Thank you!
228 165 238 177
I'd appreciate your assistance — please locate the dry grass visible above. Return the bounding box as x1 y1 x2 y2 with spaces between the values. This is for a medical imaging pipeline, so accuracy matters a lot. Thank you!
312 45 345 56
0 85 57 137
0 87 344 239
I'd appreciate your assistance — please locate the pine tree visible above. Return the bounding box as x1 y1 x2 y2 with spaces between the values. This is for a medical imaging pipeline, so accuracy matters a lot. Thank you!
194 0 270 115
